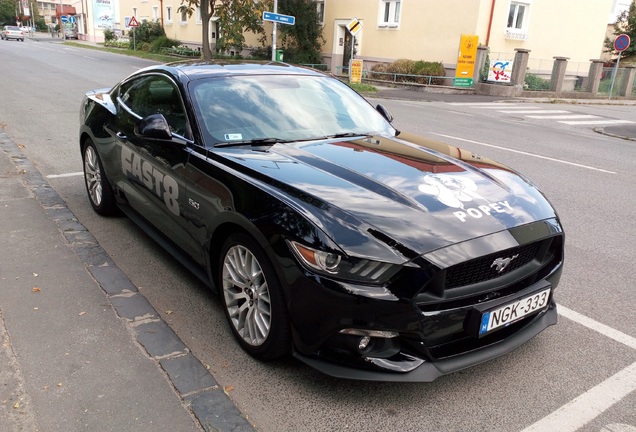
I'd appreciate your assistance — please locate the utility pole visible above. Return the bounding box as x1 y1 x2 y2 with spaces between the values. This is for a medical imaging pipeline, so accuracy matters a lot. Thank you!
271 0 277 62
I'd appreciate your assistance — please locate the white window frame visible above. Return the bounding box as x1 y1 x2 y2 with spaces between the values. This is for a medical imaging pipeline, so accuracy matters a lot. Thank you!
166 6 172 24
196 6 202 24
505 0 531 40
180 7 188 24
132 7 137 17
153 6 159 21
377 0 401 28
316 0 325 26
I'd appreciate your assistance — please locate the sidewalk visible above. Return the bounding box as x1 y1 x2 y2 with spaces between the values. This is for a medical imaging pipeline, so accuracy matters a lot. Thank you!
0 132 254 431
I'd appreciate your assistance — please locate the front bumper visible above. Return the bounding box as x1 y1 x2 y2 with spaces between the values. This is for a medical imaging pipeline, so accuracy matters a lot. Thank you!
283 219 563 381
294 301 557 382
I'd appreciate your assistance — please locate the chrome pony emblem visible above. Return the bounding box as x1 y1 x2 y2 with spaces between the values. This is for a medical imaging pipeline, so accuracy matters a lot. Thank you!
491 254 519 273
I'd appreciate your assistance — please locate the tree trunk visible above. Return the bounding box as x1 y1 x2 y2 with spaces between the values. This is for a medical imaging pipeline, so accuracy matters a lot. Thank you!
201 0 214 60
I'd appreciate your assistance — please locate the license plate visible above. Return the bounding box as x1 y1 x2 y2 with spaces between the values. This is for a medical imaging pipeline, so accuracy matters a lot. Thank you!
479 288 551 336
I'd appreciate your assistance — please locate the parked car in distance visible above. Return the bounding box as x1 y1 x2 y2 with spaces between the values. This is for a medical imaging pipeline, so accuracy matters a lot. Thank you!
1 26 24 41
79 62 564 382
64 28 78 39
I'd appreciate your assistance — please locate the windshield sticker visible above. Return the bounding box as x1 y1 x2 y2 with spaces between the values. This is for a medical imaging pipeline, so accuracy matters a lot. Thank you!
225 133 243 141
418 174 513 222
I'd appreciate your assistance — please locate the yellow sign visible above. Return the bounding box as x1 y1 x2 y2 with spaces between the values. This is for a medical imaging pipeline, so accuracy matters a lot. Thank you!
350 59 363 84
347 18 362 36
454 34 479 87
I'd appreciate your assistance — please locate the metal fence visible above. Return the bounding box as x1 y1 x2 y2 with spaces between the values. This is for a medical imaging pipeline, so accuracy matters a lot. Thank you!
301 64 329 71
597 66 633 97
334 66 455 86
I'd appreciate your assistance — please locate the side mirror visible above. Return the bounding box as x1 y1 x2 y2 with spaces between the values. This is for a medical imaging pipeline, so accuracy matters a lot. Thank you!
376 104 394 123
135 114 172 140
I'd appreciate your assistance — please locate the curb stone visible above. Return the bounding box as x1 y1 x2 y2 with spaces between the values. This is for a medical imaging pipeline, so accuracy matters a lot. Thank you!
0 130 256 432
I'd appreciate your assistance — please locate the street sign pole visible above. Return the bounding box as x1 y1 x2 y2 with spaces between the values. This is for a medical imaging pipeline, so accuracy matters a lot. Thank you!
271 0 278 62
609 34 631 99
609 51 622 100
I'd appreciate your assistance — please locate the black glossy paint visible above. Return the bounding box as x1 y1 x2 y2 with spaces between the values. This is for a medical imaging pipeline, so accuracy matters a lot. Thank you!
79 62 565 382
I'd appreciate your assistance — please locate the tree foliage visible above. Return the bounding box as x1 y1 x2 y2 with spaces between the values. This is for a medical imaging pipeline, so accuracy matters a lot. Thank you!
605 2 636 59
0 0 19 27
278 0 324 64
129 21 166 50
178 0 267 59
178 0 215 59
215 0 266 54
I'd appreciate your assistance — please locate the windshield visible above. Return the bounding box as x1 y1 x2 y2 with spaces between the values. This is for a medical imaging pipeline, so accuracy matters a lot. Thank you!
189 74 395 145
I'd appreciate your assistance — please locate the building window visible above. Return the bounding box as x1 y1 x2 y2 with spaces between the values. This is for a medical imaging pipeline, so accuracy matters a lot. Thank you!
166 6 172 22
505 1 530 40
132 7 137 17
181 8 188 23
316 0 325 25
153 6 159 21
378 0 400 28
507 2 527 29
196 7 202 23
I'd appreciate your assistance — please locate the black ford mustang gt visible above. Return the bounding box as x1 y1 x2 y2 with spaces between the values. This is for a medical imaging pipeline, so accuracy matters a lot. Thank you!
79 61 564 382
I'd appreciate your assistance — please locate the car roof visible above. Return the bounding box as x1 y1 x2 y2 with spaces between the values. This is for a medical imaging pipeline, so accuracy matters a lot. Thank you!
139 61 328 82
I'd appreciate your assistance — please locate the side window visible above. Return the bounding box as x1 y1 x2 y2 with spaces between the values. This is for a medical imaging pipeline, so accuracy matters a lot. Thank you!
119 75 189 138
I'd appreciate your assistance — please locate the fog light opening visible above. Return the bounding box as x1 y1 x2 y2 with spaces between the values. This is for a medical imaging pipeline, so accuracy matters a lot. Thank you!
358 336 371 350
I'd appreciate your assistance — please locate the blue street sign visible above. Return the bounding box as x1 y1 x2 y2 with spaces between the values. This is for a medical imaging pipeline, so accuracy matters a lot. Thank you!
60 15 69 23
69 16 76 23
263 11 295 25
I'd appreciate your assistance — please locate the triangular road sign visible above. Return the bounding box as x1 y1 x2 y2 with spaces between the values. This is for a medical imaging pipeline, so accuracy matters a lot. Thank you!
128 16 140 27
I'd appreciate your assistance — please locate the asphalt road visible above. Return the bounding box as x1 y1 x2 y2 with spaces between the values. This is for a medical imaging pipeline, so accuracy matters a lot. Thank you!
1 38 635 432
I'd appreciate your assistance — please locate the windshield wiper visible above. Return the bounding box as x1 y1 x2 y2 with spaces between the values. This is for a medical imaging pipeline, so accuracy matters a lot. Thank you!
299 132 369 142
213 137 292 148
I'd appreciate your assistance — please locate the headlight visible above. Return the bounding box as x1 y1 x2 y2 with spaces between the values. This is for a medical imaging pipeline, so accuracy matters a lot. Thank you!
288 241 400 284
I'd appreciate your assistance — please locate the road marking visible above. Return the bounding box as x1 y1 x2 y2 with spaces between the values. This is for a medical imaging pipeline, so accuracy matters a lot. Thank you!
430 133 617 174
558 305 636 350
520 362 636 432
46 172 83 179
83 56 97 60
497 109 571 114
525 115 599 120
520 306 636 432
447 102 521 106
559 119 634 125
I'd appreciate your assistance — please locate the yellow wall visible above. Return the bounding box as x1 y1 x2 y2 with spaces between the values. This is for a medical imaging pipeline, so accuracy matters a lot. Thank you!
323 0 615 74
81 0 617 74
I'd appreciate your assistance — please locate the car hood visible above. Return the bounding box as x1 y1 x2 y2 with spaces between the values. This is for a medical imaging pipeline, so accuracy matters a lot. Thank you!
214 133 558 262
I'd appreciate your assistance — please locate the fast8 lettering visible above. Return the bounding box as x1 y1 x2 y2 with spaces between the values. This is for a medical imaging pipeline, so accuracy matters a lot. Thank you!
121 147 180 216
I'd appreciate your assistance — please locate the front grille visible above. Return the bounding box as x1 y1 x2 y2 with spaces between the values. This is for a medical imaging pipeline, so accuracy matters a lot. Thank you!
445 242 540 289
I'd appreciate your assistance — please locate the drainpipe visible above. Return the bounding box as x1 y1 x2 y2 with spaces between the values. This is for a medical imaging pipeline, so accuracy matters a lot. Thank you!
159 0 164 30
486 0 496 46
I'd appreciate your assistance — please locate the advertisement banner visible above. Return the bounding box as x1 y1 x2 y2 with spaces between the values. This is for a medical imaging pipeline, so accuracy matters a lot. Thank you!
350 59 363 84
93 0 114 30
487 60 513 83
454 34 479 87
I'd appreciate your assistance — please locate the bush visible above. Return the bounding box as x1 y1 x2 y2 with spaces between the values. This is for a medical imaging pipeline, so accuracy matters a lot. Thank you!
524 73 551 91
128 21 165 50
369 59 446 85
103 28 116 42
150 36 181 53
250 46 271 60
387 59 415 75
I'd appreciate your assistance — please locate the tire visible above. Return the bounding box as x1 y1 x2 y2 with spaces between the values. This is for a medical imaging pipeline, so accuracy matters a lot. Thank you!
219 233 291 361
82 139 117 216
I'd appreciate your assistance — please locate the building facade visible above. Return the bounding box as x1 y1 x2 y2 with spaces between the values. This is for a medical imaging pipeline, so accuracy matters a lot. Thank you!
75 0 627 76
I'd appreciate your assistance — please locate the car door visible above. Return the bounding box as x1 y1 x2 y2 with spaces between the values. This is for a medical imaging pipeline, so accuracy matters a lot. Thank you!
106 73 199 259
